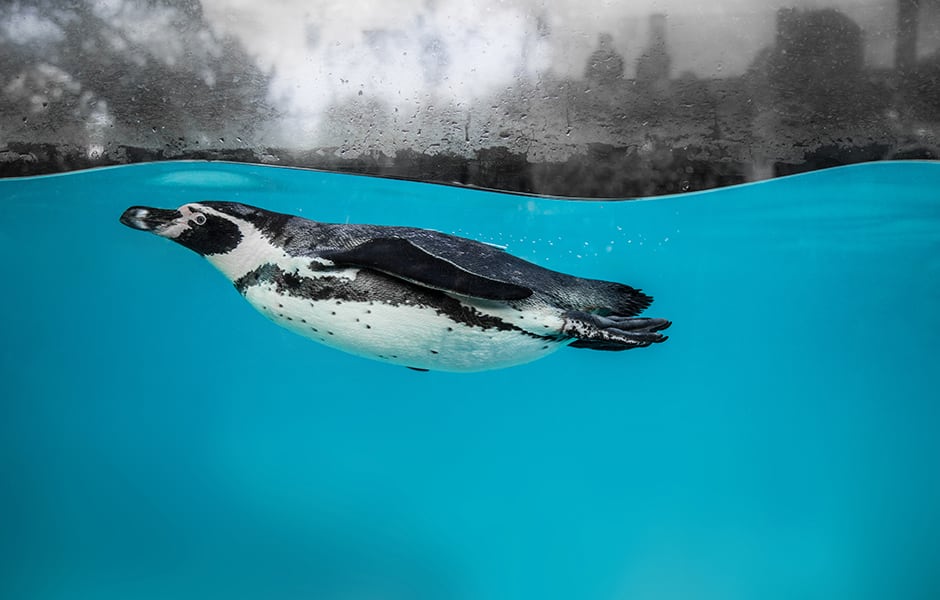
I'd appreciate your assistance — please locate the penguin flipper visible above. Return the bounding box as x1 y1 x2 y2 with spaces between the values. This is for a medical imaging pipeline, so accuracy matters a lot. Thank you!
319 237 533 301
563 311 671 351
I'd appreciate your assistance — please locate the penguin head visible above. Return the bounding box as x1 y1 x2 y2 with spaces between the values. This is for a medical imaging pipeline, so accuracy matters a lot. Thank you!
120 202 256 256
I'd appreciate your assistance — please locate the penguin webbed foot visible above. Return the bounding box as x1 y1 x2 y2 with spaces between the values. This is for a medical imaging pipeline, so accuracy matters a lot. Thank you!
563 311 671 351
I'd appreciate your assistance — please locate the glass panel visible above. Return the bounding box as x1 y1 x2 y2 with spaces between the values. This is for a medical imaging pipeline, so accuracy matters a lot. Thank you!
1 1 937 193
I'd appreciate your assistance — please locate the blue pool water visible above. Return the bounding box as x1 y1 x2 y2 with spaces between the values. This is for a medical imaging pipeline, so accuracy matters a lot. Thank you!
1 161 939 600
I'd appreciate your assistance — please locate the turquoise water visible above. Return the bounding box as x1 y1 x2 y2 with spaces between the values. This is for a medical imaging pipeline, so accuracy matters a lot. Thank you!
1 161 939 600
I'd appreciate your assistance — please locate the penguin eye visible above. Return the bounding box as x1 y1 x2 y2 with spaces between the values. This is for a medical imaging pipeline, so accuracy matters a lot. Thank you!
192 213 207 226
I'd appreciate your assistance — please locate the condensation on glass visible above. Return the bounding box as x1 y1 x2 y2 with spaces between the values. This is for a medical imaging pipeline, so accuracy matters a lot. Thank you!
1 0 938 196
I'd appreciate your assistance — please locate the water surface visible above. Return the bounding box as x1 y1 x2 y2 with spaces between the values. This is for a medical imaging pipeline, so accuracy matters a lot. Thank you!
2 161 939 600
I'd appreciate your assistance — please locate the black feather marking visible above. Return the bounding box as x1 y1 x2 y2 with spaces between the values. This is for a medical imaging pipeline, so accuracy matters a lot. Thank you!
233 263 554 341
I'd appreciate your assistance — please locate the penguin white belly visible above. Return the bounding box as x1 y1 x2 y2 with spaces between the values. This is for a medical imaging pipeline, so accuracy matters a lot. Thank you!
241 281 567 372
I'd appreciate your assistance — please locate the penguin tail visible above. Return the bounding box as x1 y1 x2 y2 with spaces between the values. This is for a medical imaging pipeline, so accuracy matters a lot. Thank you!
573 281 654 317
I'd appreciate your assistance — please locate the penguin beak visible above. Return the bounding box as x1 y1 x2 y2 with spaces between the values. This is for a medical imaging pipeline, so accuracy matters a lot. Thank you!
120 206 182 232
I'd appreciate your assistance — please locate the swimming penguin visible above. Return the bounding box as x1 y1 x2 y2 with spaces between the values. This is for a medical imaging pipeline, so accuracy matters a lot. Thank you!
120 202 670 372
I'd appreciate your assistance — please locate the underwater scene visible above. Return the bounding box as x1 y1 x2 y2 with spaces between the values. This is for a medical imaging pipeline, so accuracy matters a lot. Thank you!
1 161 939 600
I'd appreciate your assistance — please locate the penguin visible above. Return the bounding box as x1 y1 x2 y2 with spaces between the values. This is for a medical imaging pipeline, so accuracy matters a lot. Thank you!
120 201 670 372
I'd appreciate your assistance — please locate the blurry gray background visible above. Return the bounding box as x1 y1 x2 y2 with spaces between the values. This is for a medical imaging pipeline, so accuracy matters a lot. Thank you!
1 0 938 196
